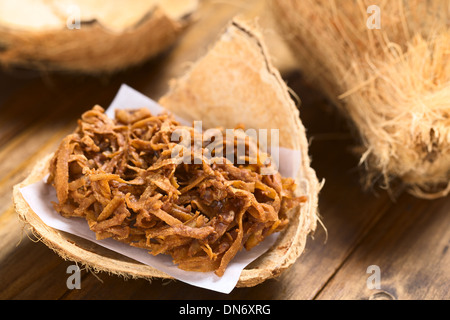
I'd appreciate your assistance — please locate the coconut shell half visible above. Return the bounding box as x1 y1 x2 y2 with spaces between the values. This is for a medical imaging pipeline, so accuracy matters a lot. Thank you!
272 0 450 198
0 0 198 73
13 19 320 288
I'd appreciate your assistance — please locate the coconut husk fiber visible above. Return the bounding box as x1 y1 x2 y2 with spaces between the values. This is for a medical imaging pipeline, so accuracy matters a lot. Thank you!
0 0 198 73
12 18 320 288
273 0 450 199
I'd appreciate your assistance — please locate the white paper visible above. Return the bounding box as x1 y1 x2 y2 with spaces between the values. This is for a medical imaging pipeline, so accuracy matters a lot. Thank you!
106 84 191 126
19 84 302 294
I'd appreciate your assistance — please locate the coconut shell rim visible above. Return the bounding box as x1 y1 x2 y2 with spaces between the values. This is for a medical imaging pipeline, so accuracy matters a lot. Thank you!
0 1 198 33
0 2 199 73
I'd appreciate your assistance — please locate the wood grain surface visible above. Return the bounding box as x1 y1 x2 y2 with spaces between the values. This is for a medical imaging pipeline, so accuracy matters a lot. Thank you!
0 0 448 300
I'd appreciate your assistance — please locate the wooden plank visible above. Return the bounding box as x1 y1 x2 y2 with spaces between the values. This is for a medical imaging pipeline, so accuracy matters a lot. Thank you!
0 222 75 299
0 0 448 300
51 73 398 300
0 52 398 301
316 193 450 300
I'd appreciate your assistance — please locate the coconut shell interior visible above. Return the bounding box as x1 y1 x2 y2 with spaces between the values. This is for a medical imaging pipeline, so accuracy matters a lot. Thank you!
13 19 320 288
0 0 198 73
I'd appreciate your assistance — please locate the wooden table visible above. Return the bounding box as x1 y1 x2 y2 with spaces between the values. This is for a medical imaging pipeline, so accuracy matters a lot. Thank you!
0 0 448 300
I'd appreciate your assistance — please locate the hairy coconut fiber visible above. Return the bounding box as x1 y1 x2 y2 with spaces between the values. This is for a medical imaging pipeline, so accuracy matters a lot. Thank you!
13 19 320 288
273 0 450 198
0 0 198 73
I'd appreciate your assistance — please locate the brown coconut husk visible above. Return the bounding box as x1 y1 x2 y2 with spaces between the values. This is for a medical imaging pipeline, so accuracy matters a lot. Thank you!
0 0 198 73
272 0 450 199
12 18 320 288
